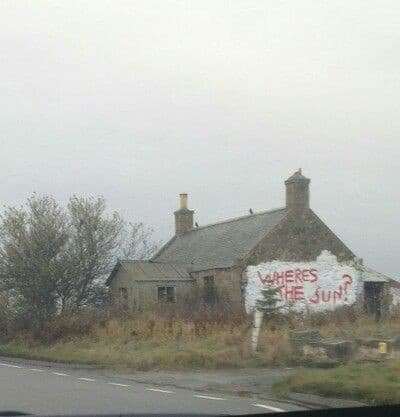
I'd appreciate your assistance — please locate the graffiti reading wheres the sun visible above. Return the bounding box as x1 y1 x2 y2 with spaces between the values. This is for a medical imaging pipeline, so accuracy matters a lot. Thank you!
256 269 353 304
244 251 361 313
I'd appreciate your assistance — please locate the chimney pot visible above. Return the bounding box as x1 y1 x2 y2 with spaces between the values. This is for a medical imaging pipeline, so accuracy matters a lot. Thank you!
179 193 188 210
174 193 194 234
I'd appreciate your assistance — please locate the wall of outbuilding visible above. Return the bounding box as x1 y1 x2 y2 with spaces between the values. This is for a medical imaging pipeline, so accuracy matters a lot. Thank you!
193 267 244 306
110 266 137 308
110 269 194 310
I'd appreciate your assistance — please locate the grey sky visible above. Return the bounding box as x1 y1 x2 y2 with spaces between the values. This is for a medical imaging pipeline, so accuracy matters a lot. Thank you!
1 1 399 277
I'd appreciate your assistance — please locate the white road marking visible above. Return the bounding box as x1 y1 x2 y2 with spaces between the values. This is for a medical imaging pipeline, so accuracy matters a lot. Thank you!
0 361 285 413
0 363 22 368
194 395 225 401
146 388 174 394
252 403 285 412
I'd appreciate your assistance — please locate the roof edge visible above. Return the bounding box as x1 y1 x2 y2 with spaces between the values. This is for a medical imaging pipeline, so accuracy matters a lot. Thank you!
105 260 122 286
186 207 286 233
151 207 287 264
119 259 189 267
309 209 356 258
241 209 290 264
151 235 178 261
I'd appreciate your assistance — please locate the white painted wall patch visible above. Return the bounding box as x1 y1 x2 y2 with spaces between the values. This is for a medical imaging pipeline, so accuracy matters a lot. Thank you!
245 251 362 313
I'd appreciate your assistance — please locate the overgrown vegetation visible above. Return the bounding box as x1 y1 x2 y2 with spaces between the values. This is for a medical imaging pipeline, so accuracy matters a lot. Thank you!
270 307 400 405
0 305 399 372
0 194 158 332
274 359 400 405
0 303 266 369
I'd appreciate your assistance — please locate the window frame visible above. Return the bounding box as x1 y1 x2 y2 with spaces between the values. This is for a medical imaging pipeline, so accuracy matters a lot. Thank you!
157 285 176 303
118 287 128 303
203 275 216 303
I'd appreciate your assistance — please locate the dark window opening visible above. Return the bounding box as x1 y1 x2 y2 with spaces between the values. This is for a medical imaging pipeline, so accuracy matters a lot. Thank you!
364 282 384 321
158 286 176 303
119 287 128 304
203 275 217 303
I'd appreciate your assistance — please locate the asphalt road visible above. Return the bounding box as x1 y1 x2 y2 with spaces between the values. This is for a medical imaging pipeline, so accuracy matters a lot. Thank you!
0 357 305 415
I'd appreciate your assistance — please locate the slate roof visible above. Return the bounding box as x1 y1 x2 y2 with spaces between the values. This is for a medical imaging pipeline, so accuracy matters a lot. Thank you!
106 260 191 285
389 278 400 289
152 207 288 272
360 266 391 283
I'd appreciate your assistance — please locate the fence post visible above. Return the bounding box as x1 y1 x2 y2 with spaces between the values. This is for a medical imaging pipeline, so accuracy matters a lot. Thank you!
251 309 264 352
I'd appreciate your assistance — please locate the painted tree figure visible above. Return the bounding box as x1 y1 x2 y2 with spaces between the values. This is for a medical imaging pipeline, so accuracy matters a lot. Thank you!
256 285 284 318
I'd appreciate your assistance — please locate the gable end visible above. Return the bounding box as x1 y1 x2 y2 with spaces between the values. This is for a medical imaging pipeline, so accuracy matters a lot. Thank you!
245 209 355 265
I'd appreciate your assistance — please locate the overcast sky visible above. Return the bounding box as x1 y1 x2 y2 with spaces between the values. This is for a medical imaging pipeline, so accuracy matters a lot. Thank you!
1 1 399 277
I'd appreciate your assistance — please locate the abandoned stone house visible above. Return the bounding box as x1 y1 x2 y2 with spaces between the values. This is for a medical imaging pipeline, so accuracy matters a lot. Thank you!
106 170 398 316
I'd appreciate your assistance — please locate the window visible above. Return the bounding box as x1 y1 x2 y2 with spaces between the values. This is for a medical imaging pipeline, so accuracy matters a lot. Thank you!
204 276 214 287
118 287 128 304
158 286 176 303
203 275 216 303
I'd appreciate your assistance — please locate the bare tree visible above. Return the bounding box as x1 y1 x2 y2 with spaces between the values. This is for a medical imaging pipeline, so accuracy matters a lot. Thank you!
58 196 123 312
120 222 159 260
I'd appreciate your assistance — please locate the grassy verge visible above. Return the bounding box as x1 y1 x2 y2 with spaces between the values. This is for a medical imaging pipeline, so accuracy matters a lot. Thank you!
274 359 400 405
0 314 291 371
0 310 399 373
0 339 267 370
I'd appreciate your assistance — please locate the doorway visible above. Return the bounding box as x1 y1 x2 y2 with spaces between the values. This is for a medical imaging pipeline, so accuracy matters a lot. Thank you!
364 282 384 321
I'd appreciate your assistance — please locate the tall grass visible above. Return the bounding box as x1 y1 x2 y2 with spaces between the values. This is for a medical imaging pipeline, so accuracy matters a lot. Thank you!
0 305 399 371
274 359 400 404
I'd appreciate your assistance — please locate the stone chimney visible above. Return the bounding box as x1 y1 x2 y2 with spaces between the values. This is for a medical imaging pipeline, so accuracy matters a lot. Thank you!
174 193 194 235
285 169 310 212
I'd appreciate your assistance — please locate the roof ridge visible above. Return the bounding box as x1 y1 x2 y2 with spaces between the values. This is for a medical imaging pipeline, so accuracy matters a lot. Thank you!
119 259 156 264
151 206 289 271
119 259 143 263
152 208 285 261
182 207 286 233
120 259 186 265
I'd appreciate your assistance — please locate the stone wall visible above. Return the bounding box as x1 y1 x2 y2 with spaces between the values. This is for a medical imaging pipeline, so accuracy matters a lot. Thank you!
193 266 244 306
389 281 400 311
245 209 354 266
110 268 194 310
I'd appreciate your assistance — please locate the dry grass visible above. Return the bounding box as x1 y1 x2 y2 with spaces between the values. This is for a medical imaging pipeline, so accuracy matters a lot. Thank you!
0 307 399 372
0 315 289 370
306 313 400 342
0 307 292 370
274 359 400 405
271 309 400 405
